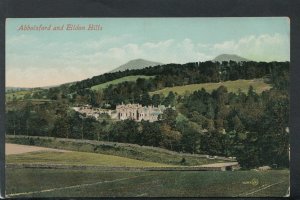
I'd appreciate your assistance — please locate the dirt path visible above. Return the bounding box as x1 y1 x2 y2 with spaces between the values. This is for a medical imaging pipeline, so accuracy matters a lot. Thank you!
5 143 70 155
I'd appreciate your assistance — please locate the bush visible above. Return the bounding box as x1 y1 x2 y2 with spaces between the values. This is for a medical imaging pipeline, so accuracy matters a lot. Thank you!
180 157 186 164
29 137 35 145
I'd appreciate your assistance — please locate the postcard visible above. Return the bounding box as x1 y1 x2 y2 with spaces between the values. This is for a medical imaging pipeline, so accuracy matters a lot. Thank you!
4 17 290 197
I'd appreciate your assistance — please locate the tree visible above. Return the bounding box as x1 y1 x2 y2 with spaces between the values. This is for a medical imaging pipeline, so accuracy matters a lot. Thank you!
163 91 176 106
179 124 201 153
259 92 289 167
151 94 161 106
232 115 245 132
140 92 151 106
188 111 206 126
212 86 228 105
160 108 178 128
160 123 182 151
52 116 70 138
140 121 163 146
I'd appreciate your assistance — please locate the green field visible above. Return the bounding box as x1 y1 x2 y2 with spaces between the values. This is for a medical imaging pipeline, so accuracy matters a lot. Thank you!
5 90 32 101
91 75 154 91
6 151 174 168
5 140 289 197
5 89 49 102
6 168 289 197
150 79 271 96
6 135 230 166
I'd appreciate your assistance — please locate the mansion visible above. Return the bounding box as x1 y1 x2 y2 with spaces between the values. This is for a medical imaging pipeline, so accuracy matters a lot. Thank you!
73 103 168 122
116 103 167 122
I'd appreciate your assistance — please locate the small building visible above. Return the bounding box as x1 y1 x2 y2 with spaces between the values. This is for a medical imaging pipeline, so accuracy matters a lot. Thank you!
258 166 271 171
199 162 240 171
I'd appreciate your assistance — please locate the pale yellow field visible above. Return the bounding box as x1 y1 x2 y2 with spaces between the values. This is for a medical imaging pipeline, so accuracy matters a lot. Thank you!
150 79 271 96
5 143 69 155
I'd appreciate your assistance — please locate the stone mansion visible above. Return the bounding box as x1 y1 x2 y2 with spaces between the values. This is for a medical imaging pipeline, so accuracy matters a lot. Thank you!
73 103 168 122
116 103 167 122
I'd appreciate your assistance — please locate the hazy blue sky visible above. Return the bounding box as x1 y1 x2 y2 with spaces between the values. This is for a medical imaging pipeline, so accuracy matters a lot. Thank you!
6 17 290 87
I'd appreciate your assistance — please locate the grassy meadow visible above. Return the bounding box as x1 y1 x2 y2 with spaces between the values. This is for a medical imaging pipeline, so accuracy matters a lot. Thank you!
6 168 289 197
6 135 229 166
6 151 175 167
5 141 289 197
150 79 271 96
5 90 32 101
91 75 154 91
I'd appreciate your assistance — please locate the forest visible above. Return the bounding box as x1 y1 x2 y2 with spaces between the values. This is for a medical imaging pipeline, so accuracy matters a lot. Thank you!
5 60 289 168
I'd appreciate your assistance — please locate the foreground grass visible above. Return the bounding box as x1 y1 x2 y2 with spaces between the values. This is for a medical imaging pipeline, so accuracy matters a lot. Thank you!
6 151 174 167
150 79 271 96
91 75 154 91
6 168 289 197
6 135 230 166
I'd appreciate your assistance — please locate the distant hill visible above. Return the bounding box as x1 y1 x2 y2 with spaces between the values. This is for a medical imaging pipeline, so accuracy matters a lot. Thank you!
5 87 32 92
6 81 76 91
212 54 250 62
110 59 163 72
40 81 76 89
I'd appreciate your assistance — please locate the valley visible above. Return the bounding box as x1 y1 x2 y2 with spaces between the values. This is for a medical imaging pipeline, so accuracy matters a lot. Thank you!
5 59 290 197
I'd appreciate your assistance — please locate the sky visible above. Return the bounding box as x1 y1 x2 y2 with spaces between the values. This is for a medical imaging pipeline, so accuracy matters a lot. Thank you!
6 17 290 88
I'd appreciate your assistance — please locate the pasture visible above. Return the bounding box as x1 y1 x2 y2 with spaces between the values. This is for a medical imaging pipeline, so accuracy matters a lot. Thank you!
6 136 231 166
6 151 175 168
91 75 154 91
5 90 32 101
150 79 271 96
5 142 289 197
6 168 289 197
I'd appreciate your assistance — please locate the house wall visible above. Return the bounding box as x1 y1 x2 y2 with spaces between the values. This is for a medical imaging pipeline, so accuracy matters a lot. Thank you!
116 103 164 122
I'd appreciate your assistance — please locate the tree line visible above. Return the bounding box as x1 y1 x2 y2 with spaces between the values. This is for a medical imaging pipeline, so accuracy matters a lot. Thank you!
31 61 288 106
6 86 289 168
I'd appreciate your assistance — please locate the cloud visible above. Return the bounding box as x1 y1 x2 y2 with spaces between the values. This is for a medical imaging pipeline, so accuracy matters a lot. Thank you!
142 39 174 49
211 33 289 61
6 34 38 46
6 33 289 87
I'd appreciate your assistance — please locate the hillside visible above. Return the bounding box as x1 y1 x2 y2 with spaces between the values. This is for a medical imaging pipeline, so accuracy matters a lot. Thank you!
149 79 271 96
213 54 250 62
5 60 289 170
91 75 154 91
6 135 232 166
110 59 163 72
7 150 175 168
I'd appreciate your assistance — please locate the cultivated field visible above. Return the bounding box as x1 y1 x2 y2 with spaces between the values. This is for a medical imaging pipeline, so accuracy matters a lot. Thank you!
150 79 271 96
6 168 289 197
91 75 154 91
